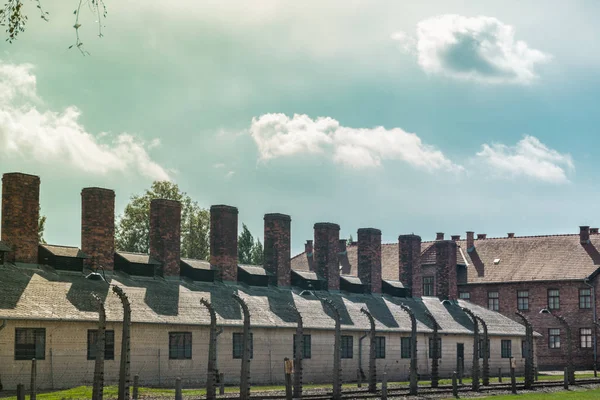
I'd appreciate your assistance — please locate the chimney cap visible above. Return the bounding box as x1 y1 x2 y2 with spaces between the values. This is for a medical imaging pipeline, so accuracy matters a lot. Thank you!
210 204 239 214
264 213 291 221
151 198 181 208
477 233 487 239
580 226 590 231
305 239 313 245
398 234 421 241
451 235 460 241
591 228 599 234
314 222 340 231
436 232 444 240
358 228 382 235
507 233 515 238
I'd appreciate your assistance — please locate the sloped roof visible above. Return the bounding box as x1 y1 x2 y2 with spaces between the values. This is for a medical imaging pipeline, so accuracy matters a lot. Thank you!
180 258 211 270
238 264 271 276
0 241 11 252
40 244 89 259
0 263 527 337
116 251 161 265
291 234 600 284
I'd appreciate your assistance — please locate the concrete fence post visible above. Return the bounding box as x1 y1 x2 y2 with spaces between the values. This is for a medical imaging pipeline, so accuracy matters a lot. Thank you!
219 373 225 395
400 303 418 395
319 297 342 400
92 293 107 400
16 384 25 400
462 308 480 392
232 294 251 400
357 369 362 388
175 377 182 400
284 358 293 400
515 311 535 389
200 298 218 400
132 375 139 400
511 365 517 394
425 311 440 388
564 366 569 390
113 286 132 400
452 371 458 398
30 358 36 400
381 371 388 400
360 308 377 393
498 368 502 383
476 316 490 386
288 303 304 399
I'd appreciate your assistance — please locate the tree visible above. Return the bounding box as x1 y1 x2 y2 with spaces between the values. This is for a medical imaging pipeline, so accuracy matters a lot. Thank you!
115 181 210 260
238 224 254 265
347 234 354 246
250 238 263 266
38 212 46 244
1 0 107 54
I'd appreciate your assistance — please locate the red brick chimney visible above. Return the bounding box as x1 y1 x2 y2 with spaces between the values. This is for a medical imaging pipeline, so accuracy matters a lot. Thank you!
436 232 444 241
81 187 115 271
398 234 421 296
305 240 314 271
580 226 590 244
591 228 599 235
210 205 238 282
1 173 40 264
435 240 458 300
264 213 291 287
150 199 181 278
477 233 487 240
466 231 475 251
507 233 515 238
451 235 460 241
314 222 340 291
357 228 382 294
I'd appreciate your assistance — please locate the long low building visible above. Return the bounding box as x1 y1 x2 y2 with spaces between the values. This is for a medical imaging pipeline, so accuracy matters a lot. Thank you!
0 172 534 390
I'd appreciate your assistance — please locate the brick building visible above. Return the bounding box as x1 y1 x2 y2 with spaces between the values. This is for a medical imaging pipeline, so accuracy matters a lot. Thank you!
292 230 600 370
0 172 530 390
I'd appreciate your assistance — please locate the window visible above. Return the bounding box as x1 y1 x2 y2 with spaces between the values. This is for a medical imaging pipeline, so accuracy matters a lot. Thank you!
548 289 560 310
488 291 499 311
501 340 512 358
580 328 593 348
459 292 471 300
428 337 442 359
233 332 253 359
87 330 115 360
375 336 386 359
423 276 434 296
580 289 592 309
15 328 45 360
521 340 527 358
169 332 192 360
517 290 529 311
401 337 412 359
549 328 561 349
293 334 311 359
478 339 490 358
341 335 353 359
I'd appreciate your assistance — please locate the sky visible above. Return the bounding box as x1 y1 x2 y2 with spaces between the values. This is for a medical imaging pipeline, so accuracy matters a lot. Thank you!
2 0 600 256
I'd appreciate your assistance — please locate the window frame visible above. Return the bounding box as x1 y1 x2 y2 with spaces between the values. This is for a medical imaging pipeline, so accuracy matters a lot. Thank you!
293 334 312 359
169 332 192 360
548 328 561 349
233 332 253 359
341 335 353 359
580 288 592 309
400 337 411 359
428 337 442 359
488 291 499 311
580 328 593 349
517 290 529 311
501 340 512 358
87 329 115 360
478 339 491 359
459 292 471 300
375 336 386 359
423 276 434 297
14 328 46 361
548 289 560 310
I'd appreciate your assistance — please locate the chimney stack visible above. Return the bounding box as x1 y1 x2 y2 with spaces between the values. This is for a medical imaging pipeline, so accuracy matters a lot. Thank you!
1 173 40 264
477 233 487 240
466 231 475 251
263 213 291 287
436 232 444 241
435 240 458 300
591 228 599 235
314 223 340 291
357 228 382 294
580 226 590 244
81 187 115 271
150 199 181 278
451 235 460 241
398 234 422 296
507 233 515 238
210 205 239 282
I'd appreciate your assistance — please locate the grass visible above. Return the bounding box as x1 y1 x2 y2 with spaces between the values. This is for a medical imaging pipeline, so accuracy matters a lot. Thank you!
449 387 600 399
0 373 597 400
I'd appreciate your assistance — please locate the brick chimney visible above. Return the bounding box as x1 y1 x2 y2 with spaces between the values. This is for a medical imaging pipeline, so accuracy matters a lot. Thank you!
263 213 291 287
305 240 314 271
81 187 115 271
507 233 515 238
466 231 475 251
398 234 421 296
210 205 238 282
580 226 590 244
1 173 40 264
338 239 347 254
435 240 458 300
451 235 460 241
477 233 487 240
591 228 599 235
436 232 444 241
150 199 181 278
357 228 382 294
314 222 340 291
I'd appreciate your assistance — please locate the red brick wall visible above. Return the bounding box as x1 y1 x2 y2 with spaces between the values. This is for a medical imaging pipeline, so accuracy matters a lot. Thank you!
314 222 340 290
436 240 458 300
81 187 115 271
357 228 382 294
264 213 291 287
1 173 40 263
398 234 421 296
210 205 238 282
150 199 181 278
461 280 598 369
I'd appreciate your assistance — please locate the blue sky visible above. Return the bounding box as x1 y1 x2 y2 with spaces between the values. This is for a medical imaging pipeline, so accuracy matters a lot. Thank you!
1 0 600 255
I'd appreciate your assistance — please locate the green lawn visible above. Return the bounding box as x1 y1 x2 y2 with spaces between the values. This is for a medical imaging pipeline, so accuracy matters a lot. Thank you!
451 387 600 400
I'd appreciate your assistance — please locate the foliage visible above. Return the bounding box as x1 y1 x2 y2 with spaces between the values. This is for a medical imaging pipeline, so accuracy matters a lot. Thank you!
115 181 210 261
347 234 353 245
238 223 263 265
37 205 46 244
251 238 264 266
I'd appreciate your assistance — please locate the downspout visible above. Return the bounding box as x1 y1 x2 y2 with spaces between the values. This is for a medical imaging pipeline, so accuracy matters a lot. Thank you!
358 332 368 380
584 278 597 376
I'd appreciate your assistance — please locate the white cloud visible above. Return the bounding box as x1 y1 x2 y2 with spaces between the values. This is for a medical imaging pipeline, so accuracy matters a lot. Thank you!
476 135 573 183
392 14 551 84
249 113 462 172
0 60 170 181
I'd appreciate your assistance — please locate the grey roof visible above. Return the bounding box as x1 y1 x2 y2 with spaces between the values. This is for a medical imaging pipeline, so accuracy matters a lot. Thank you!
0 263 529 337
239 264 271 276
341 275 363 285
41 244 89 259
383 280 405 289
180 258 211 270
292 270 322 281
0 241 11 252
116 251 161 265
